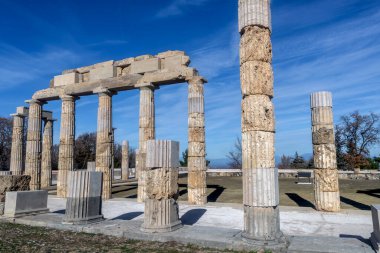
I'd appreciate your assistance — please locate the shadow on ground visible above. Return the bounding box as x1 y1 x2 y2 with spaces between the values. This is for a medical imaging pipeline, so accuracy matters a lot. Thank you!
112 212 143 220
357 188 380 199
340 196 370 210
285 193 314 208
181 209 207 225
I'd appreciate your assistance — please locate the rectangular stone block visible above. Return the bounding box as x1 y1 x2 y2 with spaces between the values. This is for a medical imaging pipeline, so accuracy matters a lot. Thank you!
130 58 161 74
242 131 275 169
188 142 206 157
241 95 274 132
312 126 334 145
162 55 190 70
240 26 272 64
89 65 116 81
54 72 79 87
188 170 207 189
188 127 205 142
4 190 49 218
146 140 179 168
371 205 380 252
313 144 337 169
240 61 273 97
16 106 29 116
188 156 207 172
243 167 279 206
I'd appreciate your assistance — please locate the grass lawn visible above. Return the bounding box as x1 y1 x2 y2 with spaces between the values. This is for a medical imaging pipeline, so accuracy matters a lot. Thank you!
112 176 380 210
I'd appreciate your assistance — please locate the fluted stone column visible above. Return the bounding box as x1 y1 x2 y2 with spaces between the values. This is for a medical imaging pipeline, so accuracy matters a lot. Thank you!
57 95 77 198
10 111 26 176
310 91 340 212
239 0 285 247
187 77 207 205
25 100 44 190
122 140 130 181
141 140 182 232
137 83 155 202
41 118 54 188
95 89 114 200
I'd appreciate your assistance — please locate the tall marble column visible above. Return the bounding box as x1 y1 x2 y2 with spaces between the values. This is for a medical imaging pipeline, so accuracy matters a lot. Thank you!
95 88 114 200
239 0 285 247
10 110 26 176
41 117 54 188
25 99 44 190
187 77 207 205
136 83 155 202
310 91 340 212
57 95 77 198
121 140 130 181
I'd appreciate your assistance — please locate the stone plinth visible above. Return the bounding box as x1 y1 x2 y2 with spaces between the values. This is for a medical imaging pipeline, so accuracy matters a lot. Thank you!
310 91 340 212
57 95 77 198
371 205 380 252
137 84 155 202
63 171 103 225
95 89 114 200
3 190 49 218
25 100 44 190
10 112 25 176
141 140 182 233
187 77 207 205
41 119 54 188
239 0 286 248
122 141 130 180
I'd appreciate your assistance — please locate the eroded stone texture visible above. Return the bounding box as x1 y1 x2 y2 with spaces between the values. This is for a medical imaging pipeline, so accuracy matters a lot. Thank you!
137 85 155 202
142 140 182 233
25 100 44 190
239 0 284 246
310 91 340 212
57 95 77 198
187 77 207 205
95 89 114 200
121 141 130 181
10 113 25 176
41 119 54 188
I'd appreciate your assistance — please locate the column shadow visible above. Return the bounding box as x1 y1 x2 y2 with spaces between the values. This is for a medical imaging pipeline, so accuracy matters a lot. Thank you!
285 193 314 208
112 186 138 194
340 196 370 210
207 185 225 202
53 209 65 214
178 183 188 197
180 209 207 225
357 188 380 199
339 234 372 246
112 211 143 220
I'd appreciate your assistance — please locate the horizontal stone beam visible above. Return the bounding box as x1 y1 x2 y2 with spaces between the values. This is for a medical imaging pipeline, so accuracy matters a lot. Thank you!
11 106 54 120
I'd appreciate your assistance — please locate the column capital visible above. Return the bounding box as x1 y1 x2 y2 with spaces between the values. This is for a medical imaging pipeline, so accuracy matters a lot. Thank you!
25 99 46 106
135 82 158 90
187 76 208 85
59 94 80 101
93 87 117 96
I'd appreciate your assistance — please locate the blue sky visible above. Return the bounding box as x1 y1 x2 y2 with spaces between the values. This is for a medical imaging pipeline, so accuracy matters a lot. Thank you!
0 0 379 162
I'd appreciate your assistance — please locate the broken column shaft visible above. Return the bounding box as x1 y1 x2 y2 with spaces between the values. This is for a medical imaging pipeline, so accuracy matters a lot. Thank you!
137 84 155 202
239 0 285 246
141 140 182 232
187 77 207 205
57 95 77 198
310 91 340 212
41 118 54 188
95 89 114 200
25 100 44 190
122 140 130 181
10 113 25 176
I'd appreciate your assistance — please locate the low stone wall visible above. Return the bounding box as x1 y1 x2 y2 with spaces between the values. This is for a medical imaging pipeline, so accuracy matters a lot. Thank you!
278 169 380 180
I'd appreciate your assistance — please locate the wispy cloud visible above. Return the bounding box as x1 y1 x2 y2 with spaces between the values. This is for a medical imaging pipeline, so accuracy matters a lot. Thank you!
156 0 210 18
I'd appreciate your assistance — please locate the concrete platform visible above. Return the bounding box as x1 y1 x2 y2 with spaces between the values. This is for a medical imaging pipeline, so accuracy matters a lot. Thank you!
0 196 376 253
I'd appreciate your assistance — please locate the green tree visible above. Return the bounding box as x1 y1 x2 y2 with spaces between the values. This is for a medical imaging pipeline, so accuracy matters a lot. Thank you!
180 149 188 167
291 152 306 169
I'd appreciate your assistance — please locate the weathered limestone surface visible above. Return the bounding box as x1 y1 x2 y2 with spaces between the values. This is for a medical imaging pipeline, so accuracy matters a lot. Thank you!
121 141 130 180
137 84 155 203
142 140 182 233
87 161 96 171
187 77 207 205
0 175 31 215
95 89 114 200
41 119 54 188
63 171 103 224
57 95 76 198
371 205 380 252
10 113 25 176
3 190 49 218
25 100 44 190
239 0 285 247
310 91 340 212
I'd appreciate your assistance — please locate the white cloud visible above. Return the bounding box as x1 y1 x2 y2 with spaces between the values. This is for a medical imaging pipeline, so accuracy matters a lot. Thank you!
156 0 210 18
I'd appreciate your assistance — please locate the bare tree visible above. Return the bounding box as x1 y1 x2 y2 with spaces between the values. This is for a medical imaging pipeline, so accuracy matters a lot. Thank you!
74 132 97 170
278 155 292 170
0 117 13 170
226 137 242 169
336 111 380 169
